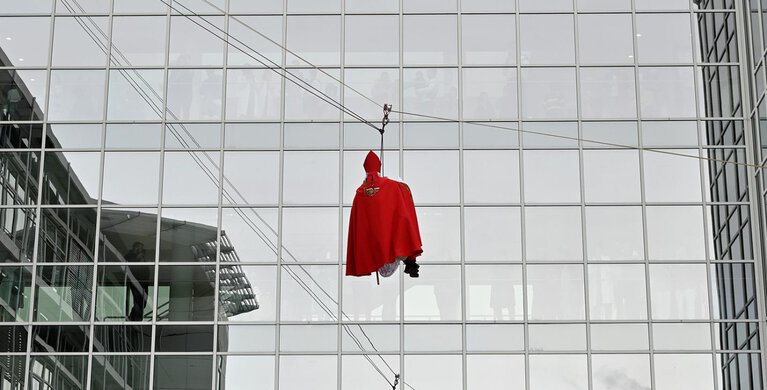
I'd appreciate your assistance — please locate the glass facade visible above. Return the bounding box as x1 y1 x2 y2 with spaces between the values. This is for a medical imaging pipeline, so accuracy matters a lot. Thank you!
0 0 764 389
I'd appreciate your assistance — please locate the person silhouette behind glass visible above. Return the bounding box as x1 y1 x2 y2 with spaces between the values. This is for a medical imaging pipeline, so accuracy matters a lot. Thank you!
125 242 149 321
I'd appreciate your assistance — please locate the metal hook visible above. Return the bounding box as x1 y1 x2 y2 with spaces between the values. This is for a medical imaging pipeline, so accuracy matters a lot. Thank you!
381 103 392 135
392 374 400 390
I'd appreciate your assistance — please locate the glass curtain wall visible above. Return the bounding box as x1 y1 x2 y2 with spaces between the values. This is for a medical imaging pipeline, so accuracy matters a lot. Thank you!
0 0 763 389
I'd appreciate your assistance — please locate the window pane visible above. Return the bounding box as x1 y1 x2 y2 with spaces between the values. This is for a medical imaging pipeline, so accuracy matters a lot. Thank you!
525 207 583 261
346 0 398 12
462 68 518 120
529 324 586 351
111 16 167 66
578 0 631 10
635 0 690 9
462 15 516 65
286 16 341 66
287 0 341 13
405 265 461 321
646 206 706 261
43 152 100 204
225 123 280 150
281 325 337 352
167 69 223 120
34 265 93 322
345 16 399 66
159 208 219 262
524 150 580 203
102 152 160 204
580 67 637 119
466 355 525 390
465 265 523 321
415 207 460 262
99 207 157 263
154 356 212 390
0 266 32 321
520 15 575 64
0 17 51 67
586 206 644 261
284 69 341 121
519 0 573 11
222 152 279 205
403 68 459 118
162 151 220 205
223 266 277 322
343 69 400 122
583 150 641 202
464 207 522 262
155 266 215 321
642 121 699 147
107 69 164 121
405 355 462 390
405 324 461 352
49 70 106 121
521 68 577 119
404 122 458 149
220 208 278 263
229 0 282 13
590 324 649 351
639 67 697 118
577 14 634 64
283 152 339 204
521 122 578 148
654 355 715 390
466 324 524 352
96 265 154 322
403 15 458 65
650 264 710 320
643 150 702 202
529 355 587 390
225 69 282 120
52 17 108 66
461 0 515 12
404 151 460 204
165 123 219 150
282 208 338 262
218 356 274 390
343 274 400 322
280 265 338 322
228 16 282 66
342 355 400 388
592 355 651 390
589 264 648 320
1 0 52 13
527 265 585 320
464 150 519 203
156 324 213 352
92 355 150 390
636 14 694 63
582 122 638 149
653 323 712 350
169 16 224 66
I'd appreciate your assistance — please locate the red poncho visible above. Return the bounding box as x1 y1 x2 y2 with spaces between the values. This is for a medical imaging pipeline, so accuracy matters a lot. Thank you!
346 151 423 276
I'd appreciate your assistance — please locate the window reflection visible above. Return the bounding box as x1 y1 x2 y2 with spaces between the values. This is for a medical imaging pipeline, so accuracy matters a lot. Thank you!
156 265 215 321
225 69 281 120
592 354 651 390
0 266 32 321
0 17 51 67
49 70 106 121
342 269 400 322
414 207 460 262
521 68 577 119
284 69 341 121
639 67 697 118
404 355 462 390
646 206 706 260
580 67 637 119
111 16 167 66
91 355 150 390
525 207 583 261
154 356 212 390
403 68 459 118
403 15 458 65
577 14 634 64
227 16 282 67
465 265 523 320
52 17 108 66
654 354 715 390
217 356 274 390
107 70 164 121
95 265 155 322
586 206 644 260
464 207 522 262
404 265 461 321
169 16 224 66
167 69 223 120
34 265 93 322
650 264 710 320
280 265 338 322
529 355 587 390
529 324 586 351
520 15 575 64
462 68 518 120
588 264 648 320
462 15 516 65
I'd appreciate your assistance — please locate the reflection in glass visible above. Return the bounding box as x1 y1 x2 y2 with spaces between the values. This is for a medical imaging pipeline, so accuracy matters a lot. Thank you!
99 207 157 263
639 67 697 118
650 264 710 320
0 17 51 67
590 324 649 351
49 70 106 121
156 325 213 352
344 69 400 122
525 207 583 261
588 264 647 320
42 152 101 204
462 68 518 120
403 68 459 118
643 150 702 202
227 16 282 67
636 14 693 63
0 266 32 321
167 69 223 120
521 68 577 119
586 207 644 260
653 323 711 350
466 324 524 351
281 324 338 352
342 355 400 389
162 151 221 205
464 207 521 262
462 15 516 65
34 265 92 322
592 354 651 390
405 324 461 352
520 14 575 64
465 265 522 320
405 265 461 321
282 208 338 262
105 124 161 149
226 69 281 120
223 266 276 322
341 324 399 352
91 355 150 390
153 356 212 390
580 67 637 119
577 14 634 64
219 325 275 352
107 70 164 121
225 123 280 150
32 325 89 352
220 208 278 262
527 265 585 320
155 265 215 321
93 325 151 353
29 355 88 389
96 265 155 322
284 69 341 121
343 271 400 322
159 208 219 262
529 355 587 390
165 123 220 150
